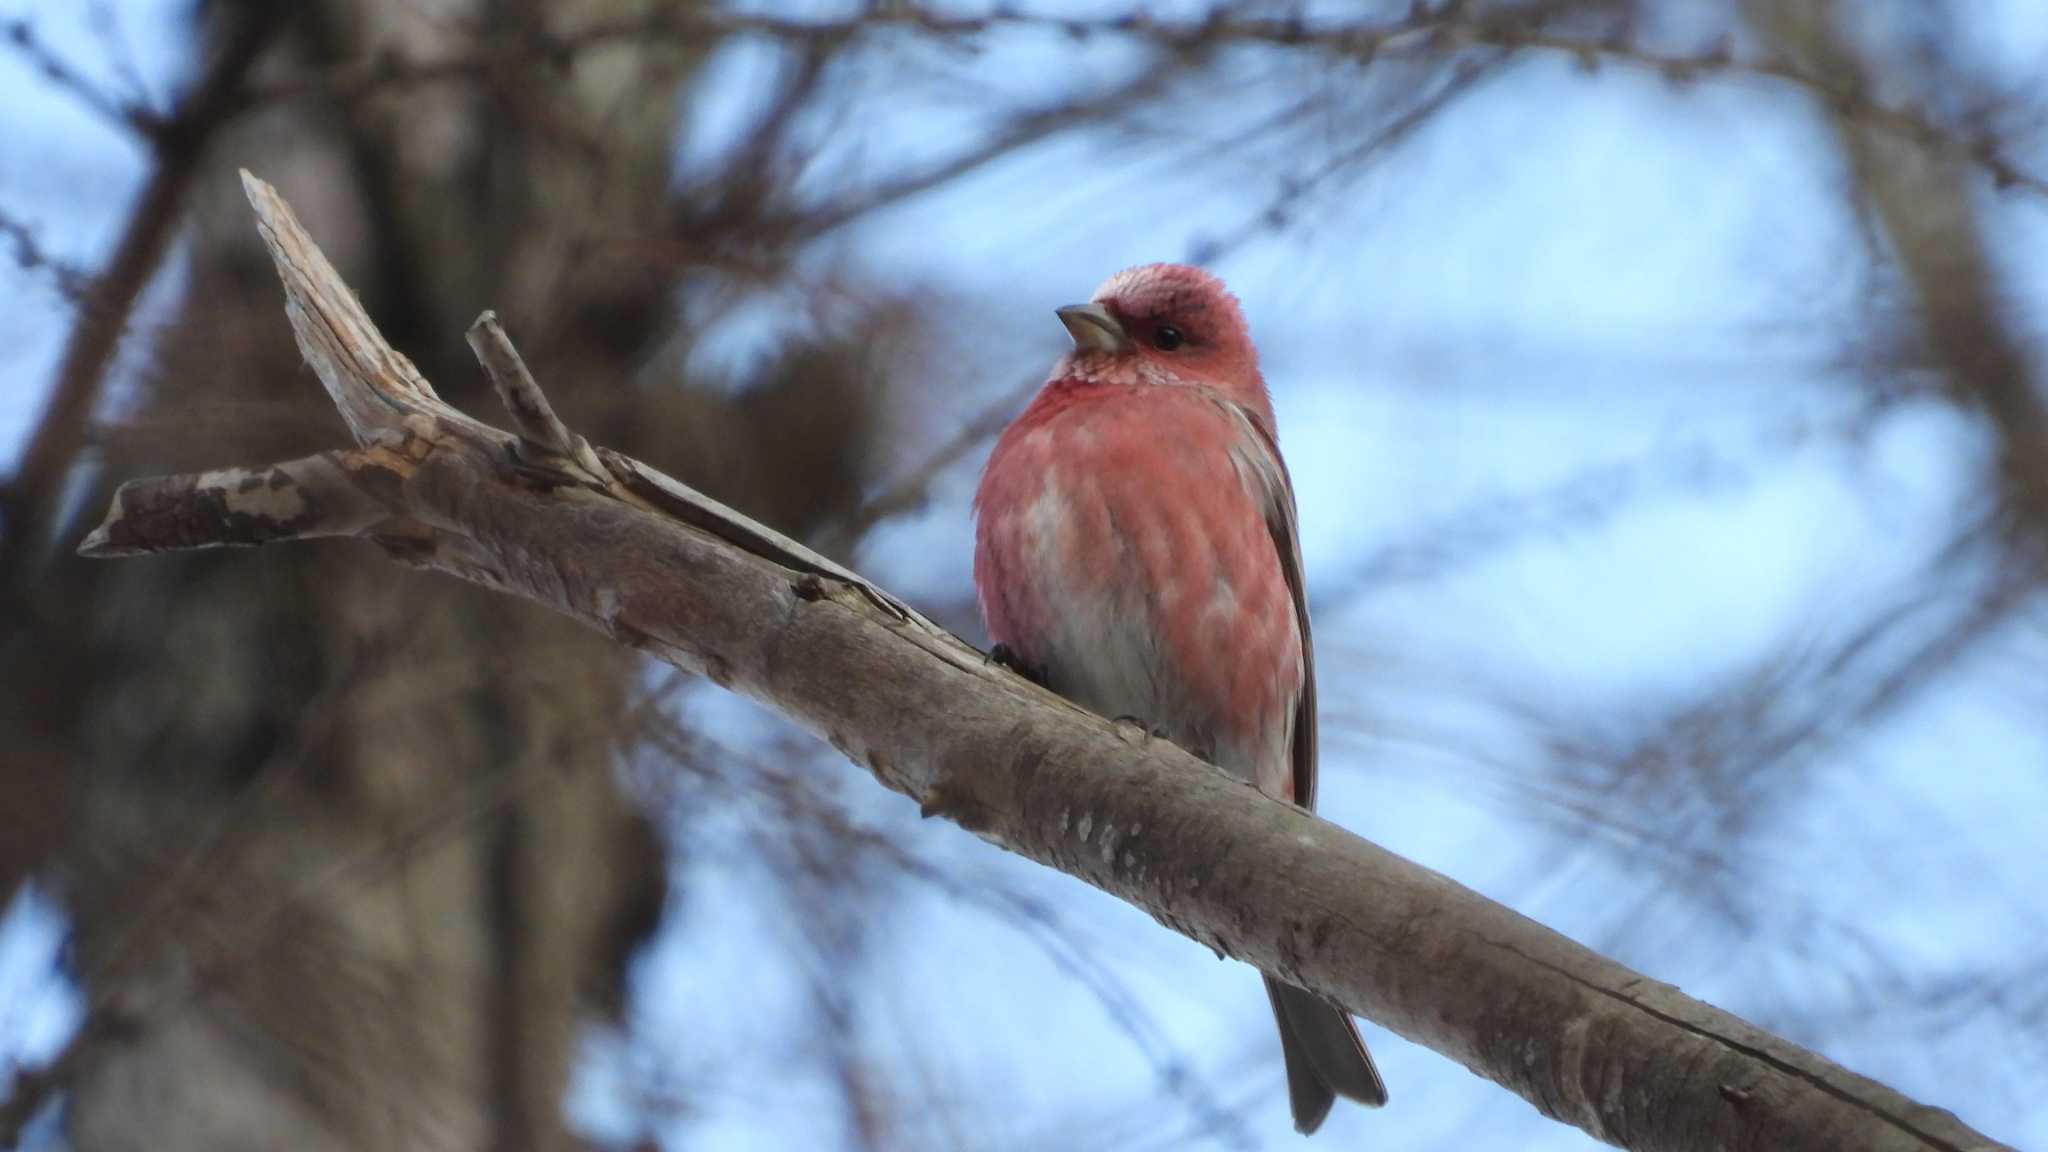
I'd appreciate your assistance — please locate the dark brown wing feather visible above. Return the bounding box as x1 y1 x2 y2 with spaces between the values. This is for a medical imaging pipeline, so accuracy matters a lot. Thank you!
1268 453 1317 812
1219 402 1317 810
1219 398 1390 1124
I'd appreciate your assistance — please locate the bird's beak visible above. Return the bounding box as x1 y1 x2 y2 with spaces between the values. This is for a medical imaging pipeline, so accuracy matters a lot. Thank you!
1056 302 1130 354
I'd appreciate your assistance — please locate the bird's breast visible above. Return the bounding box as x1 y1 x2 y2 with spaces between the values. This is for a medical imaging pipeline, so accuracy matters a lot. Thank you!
995 468 1216 756
972 390 1301 789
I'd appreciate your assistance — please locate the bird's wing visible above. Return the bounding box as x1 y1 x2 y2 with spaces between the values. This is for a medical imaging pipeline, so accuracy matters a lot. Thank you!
1215 399 1318 812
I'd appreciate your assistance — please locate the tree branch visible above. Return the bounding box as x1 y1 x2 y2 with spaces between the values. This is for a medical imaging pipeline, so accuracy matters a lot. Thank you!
2 15 148 134
1746 0 2048 548
240 4 2048 201
74 173 2016 1152
1 6 282 581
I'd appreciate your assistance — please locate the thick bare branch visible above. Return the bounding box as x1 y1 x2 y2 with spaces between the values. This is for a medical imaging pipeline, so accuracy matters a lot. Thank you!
75 174 2016 1152
77 449 394 557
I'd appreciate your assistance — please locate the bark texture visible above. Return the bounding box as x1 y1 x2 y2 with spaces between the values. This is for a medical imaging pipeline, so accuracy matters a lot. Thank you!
80 172 2016 1152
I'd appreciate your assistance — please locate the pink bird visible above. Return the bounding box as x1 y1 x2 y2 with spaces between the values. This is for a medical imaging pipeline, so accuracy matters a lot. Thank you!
972 264 1387 1133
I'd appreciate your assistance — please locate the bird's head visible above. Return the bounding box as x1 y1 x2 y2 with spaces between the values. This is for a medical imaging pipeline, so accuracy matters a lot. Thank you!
1055 263 1272 421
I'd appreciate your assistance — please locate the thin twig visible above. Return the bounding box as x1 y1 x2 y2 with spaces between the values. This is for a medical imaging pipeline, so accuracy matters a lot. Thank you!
1191 49 1512 265
816 376 1036 556
239 5 2048 200
0 207 93 304
2 15 151 134
466 310 584 462
84 0 156 113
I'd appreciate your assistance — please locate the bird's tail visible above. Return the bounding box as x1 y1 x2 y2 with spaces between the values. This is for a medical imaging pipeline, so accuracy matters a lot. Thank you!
1264 976 1388 1134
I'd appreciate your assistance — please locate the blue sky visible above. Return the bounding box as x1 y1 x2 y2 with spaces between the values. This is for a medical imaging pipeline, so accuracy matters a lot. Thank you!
4 3 2045 1150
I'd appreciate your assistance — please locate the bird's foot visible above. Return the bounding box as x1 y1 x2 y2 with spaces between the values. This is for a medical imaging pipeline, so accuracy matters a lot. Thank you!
1110 714 1171 746
987 643 1046 687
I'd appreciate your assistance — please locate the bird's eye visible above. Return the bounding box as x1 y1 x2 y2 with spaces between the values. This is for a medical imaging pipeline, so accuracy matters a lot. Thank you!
1153 325 1185 351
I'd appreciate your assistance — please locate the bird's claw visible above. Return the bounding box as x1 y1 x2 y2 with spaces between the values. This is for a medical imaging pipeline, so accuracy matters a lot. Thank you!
987 642 1046 687
1110 714 1170 745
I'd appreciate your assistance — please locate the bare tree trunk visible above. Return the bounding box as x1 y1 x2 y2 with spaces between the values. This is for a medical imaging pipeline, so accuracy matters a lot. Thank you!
2 3 717 1147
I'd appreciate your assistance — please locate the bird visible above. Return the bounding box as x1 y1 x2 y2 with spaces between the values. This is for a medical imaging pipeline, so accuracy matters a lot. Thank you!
971 263 1387 1134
